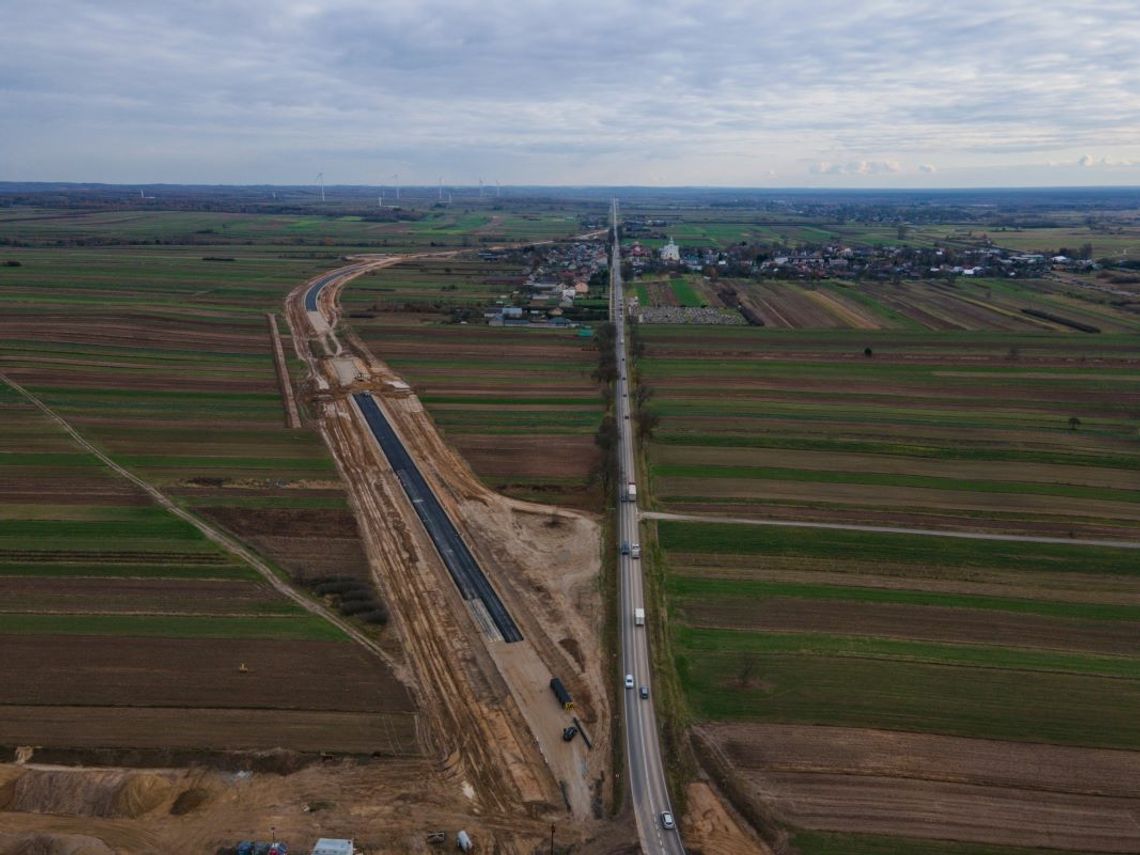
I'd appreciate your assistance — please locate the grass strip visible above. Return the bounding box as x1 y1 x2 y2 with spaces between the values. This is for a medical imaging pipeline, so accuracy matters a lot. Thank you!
668 576 1140 622
674 627 1140 679
658 521 1140 576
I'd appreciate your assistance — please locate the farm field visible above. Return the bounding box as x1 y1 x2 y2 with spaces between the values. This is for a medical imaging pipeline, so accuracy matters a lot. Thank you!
635 278 1140 850
641 325 1140 537
0 212 436 756
341 255 606 509
0 205 580 253
631 275 1140 333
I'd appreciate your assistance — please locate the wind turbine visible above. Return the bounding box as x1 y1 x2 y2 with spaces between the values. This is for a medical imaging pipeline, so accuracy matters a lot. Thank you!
496 180 501 198
391 173 400 202
315 172 325 202
438 177 443 201
478 177 484 198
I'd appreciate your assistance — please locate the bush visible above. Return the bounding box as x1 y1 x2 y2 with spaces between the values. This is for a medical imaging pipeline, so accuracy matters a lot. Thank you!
314 580 363 596
339 599 379 616
337 584 375 598
360 608 389 625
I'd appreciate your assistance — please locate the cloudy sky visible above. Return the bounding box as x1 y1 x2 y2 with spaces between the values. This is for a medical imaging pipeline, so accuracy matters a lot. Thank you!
3 0 1139 187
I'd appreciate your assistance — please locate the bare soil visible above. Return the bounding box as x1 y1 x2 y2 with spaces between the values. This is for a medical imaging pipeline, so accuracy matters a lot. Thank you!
0 708 417 755
0 577 281 615
681 781 771 855
655 476 1140 525
0 636 414 713
0 759 595 854
701 723 1140 852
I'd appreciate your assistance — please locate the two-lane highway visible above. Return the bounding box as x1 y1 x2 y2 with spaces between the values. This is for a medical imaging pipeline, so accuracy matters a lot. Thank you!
611 200 685 855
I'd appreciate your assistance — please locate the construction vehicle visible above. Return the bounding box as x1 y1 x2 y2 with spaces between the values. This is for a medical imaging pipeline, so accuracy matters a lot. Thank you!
550 676 574 710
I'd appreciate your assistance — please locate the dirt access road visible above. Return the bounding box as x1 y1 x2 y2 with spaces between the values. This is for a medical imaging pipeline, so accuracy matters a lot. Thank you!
284 256 612 844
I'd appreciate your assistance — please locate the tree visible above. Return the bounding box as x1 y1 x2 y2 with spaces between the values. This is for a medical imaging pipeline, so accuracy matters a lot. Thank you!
1068 416 1081 431
863 347 873 358
636 408 660 441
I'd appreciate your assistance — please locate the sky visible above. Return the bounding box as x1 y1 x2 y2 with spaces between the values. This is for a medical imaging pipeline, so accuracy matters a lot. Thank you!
2 0 1140 188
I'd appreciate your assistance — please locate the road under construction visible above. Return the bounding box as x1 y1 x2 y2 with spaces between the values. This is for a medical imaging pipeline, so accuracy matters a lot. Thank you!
283 253 614 847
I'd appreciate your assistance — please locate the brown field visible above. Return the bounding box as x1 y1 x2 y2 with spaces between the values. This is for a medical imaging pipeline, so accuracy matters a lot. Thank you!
0 707 418 755
654 445 1140 490
0 577 284 615
655 476 1140 524
195 507 373 583
803 288 883 329
678 597 1140 656
647 280 681 306
451 434 599 481
0 636 414 713
701 723 1140 852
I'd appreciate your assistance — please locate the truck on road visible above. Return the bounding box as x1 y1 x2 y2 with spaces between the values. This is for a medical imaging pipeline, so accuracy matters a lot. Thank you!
624 482 637 502
634 608 645 626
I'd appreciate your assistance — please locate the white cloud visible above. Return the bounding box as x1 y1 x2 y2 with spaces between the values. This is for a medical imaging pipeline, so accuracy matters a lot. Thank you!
810 160 901 176
919 164 937 173
1 1 1139 185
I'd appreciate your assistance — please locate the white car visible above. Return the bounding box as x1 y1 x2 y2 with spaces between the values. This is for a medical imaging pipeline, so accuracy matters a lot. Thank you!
661 811 675 830
624 674 634 689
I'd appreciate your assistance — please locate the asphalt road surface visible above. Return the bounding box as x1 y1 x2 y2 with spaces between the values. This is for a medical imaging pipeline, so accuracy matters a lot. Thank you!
352 392 523 643
611 201 686 855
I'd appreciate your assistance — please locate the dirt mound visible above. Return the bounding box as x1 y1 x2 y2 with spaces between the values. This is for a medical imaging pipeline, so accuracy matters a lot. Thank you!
0 833 114 855
8 770 172 818
169 786 212 815
110 773 172 818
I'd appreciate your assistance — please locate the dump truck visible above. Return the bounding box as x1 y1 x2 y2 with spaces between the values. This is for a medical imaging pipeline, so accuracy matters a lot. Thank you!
550 676 574 710
634 608 645 626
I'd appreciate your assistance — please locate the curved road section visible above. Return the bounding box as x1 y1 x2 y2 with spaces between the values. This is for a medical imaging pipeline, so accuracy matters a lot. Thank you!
305 263 523 644
611 201 685 854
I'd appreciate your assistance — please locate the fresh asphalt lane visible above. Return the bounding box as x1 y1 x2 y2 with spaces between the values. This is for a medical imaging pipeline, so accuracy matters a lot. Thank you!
611 203 685 855
352 392 523 643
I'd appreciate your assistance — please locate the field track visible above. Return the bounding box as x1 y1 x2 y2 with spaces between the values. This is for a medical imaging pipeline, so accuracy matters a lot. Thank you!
643 510 1140 549
0 371 402 672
